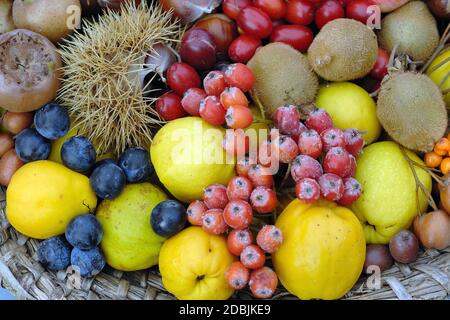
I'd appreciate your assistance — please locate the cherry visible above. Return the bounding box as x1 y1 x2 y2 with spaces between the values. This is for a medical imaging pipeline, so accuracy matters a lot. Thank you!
346 0 374 25
240 244 266 269
323 147 352 177
199 96 226 126
181 88 206 116
202 209 228 235
290 155 323 183
285 0 315 25
225 105 254 129
305 109 333 134
296 178 321 203
344 128 365 156
222 129 249 157
223 199 253 229
318 173 344 202
270 25 314 52
237 6 273 39
250 186 277 214
224 63 256 93
186 200 208 226
315 0 345 29
167 62 201 95
222 0 252 20
203 71 226 97
254 0 288 20
248 164 274 188
155 92 187 121
226 261 250 290
256 225 283 253
249 267 278 299
227 228 254 256
298 129 323 159
220 87 249 109
321 127 346 152
228 35 261 63
203 184 228 209
274 105 300 136
227 176 253 201
338 177 362 206
370 48 390 80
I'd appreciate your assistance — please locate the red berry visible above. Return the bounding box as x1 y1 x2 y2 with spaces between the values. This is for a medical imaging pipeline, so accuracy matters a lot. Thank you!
272 19 285 29
298 129 323 159
203 71 227 97
323 147 352 177
270 25 314 53
203 184 229 209
318 173 344 202
227 228 254 256
250 186 277 214
290 155 323 183
338 177 362 206
223 199 253 229
258 140 275 168
227 176 253 201
345 154 357 178
225 105 254 129
228 35 261 63
199 96 226 126
240 244 266 269
295 178 321 203
272 135 299 163
292 121 308 143
274 105 300 136
224 63 255 93
315 0 345 29
187 200 208 226
226 261 250 290
254 0 287 20
222 0 252 20
321 127 346 152
202 209 228 235
167 62 201 95
223 129 250 157
285 0 315 25
370 48 390 80
182 88 207 116
155 92 187 121
236 156 256 177
344 128 365 156
249 267 278 299
237 6 273 39
256 225 283 253
346 0 374 25
305 109 333 134
180 28 216 71
248 164 274 188
220 87 249 109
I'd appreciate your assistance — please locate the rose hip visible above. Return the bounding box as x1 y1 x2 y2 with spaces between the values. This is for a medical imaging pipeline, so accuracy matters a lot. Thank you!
167 62 201 95
227 228 254 256
203 184 228 209
274 105 300 136
155 92 187 121
249 267 278 299
187 200 208 226
203 71 227 97
182 88 207 116
225 105 254 129
318 173 344 202
250 186 277 214
248 164 274 188
305 109 333 134
338 177 362 206
226 261 250 290
223 129 250 157
256 225 283 254
323 147 352 177
199 96 226 126
290 155 323 183
202 209 228 235
296 178 321 203
321 127 346 152
223 199 253 229
227 176 253 201
344 128 364 157
298 129 323 159
271 136 299 163
220 87 249 109
224 63 256 92
240 244 266 269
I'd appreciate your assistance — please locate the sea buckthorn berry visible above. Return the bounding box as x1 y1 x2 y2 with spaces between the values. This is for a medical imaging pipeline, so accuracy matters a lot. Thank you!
227 228 254 256
441 157 450 175
256 225 283 253
434 137 450 156
424 151 442 168
226 261 250 290
240 244 266 269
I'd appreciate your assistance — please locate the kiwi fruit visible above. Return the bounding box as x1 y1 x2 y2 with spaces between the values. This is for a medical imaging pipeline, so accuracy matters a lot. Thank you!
378 1 439 61
307 18 378 82
377 72 447 152
247 42 319 116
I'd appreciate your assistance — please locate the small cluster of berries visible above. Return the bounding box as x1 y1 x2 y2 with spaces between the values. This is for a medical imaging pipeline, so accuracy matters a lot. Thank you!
424 134 450 175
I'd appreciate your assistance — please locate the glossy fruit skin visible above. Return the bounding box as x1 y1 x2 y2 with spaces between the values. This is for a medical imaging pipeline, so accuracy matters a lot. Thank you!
270 25 314 53
250 186 278 214
118 147 153 183
90 162 126 200
256 225 283 253
227 228 253 256
346 0 374 24
202 209 228 235
227 176 253 201
61 136 96 172
199 96 226 126
425 151 442 168
15 128 51 163
37 236 71 271
237 7 273 39
222 0 252 19
413 210 450 250
439 175 450 214
291 155 323 182
182 88 207 116
166 62 201 96
65 214 103 250
155 92 187 121
180 28 217 71
254 0 287 20
249 267 278 299
2 111 33 134
389 230 419 264
296 178 321 203
224 63 256 93
427 0 450 18
226 261 250 290
228 35 261 63
150 200 187 238
240 244 266 269
203 184 229 209
71 247 106 278
223 199 253 229
34 103 70 140
315 0 345 29
363 244 393 274
203 71 226 97
370 48 390 80
285 0 315 25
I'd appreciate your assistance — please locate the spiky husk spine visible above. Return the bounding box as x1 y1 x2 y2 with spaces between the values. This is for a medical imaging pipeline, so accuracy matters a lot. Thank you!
58 1 183 155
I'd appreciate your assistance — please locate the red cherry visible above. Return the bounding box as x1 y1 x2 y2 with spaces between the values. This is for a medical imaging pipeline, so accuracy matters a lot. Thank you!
227 229 254 256
199 96 226 126
155 92 187 121
228 35 261 63
290 155 323 183
222 0 252 20
182 88 207 116
203 184 229 209
224 63 256 92
227 176 253 201
296 178 321 203
323 147 352 177
254 0 288 20
370 48 390 80
223 199 253 229
270 25 314 52
315 0 345 29
166 62 201 95
237 6 273 39
338 177 362 206
346 0 375 25
298 129 323 159
250 186 277 214
240 244 266 269
203 71 226 97
285 0 315 25
318 173 344 202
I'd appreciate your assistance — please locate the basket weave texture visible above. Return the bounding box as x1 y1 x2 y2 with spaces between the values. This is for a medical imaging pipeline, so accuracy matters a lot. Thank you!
0 189 449 300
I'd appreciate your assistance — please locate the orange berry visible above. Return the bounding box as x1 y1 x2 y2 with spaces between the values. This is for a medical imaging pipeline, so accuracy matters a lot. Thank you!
249 267 278 299
434 138 450 155
441 158 450 175
226 261 250 290
424 151 442 168
220 87 248 109
446 132 450 141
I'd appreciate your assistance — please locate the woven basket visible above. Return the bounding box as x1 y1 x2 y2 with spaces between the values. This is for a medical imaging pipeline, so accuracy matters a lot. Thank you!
0 188 449 300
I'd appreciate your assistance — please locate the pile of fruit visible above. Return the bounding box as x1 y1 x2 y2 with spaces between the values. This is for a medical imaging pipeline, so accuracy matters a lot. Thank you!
1 0 450 301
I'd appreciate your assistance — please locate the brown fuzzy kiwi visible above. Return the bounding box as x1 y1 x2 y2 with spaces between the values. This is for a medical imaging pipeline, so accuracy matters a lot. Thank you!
247 42 319 116
377 72 447 152
307 18 378 82
378 1 439 62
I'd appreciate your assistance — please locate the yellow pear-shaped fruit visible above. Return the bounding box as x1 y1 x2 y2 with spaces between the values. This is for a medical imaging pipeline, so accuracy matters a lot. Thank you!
6 160 97 239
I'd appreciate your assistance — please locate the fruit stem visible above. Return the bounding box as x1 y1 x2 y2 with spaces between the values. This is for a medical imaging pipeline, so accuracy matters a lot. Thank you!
250 89 266 121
